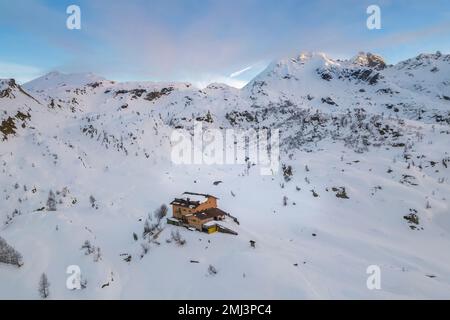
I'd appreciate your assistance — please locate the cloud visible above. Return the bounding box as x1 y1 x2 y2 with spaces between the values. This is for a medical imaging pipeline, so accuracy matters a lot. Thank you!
370 22 450 49
0 62 43 83
1 0 450 85
230 66 253 78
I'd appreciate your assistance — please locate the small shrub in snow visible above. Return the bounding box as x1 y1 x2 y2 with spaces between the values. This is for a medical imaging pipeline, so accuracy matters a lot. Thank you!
403 209 423 230
93 247 102 262
4 209 21 227
282 164 293 182
332 187 349 199
140 243 150 258
208 265 218 276
61 187 69 197
81 240 102 261
81 240 94 255
89 195 98 209
80 277 88 289
171 230 186 246
47 190 57 211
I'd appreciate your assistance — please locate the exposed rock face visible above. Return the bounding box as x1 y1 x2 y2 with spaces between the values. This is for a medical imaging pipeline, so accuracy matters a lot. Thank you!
0 79 18 98
352 52 387 70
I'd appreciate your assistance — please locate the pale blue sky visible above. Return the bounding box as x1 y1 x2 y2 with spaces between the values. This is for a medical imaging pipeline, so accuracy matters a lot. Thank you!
0 0 449 86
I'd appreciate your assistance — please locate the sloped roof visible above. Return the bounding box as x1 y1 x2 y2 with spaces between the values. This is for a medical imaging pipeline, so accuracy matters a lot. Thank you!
183 192 219 199
170 198 200 208
194 208 227 221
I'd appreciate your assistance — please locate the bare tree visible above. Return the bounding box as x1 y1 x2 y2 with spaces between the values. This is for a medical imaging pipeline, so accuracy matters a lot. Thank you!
171 230 186 246
154 204 168 222
38 273 50 299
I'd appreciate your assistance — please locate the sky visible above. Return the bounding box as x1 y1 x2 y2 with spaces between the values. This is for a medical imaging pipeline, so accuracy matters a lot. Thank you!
0 0 449 87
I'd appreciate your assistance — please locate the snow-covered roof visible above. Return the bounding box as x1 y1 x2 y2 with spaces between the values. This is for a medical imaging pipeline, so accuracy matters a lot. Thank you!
183 192 218 200
194 208 226 221
171 192 217 208
171 198 200 208
182 193 207 203
203 221 217 227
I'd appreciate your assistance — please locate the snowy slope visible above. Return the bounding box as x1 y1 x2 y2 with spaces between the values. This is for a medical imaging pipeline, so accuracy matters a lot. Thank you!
25 71 106 92
0 52 450 299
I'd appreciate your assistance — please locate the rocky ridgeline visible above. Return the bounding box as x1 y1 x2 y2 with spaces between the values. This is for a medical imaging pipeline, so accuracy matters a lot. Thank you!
1 51 449 156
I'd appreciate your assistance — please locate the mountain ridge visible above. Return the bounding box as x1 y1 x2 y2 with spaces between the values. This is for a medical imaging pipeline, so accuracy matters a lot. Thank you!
1 50 450 299
17 50 448 92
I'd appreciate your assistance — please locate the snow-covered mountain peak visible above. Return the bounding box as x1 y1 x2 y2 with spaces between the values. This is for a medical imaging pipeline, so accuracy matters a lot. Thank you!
0 78 24 90
0 78 17 93
393 51 450 71
296 51 337 65
382 51 450 101
243 51 387 104
244 52 336 87
0 78 40 104
204 82 240 95
351 52 387 70
24 71 106 92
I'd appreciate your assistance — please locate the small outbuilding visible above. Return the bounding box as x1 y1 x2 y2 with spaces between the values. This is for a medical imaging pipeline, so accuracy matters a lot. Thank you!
203 221 219 234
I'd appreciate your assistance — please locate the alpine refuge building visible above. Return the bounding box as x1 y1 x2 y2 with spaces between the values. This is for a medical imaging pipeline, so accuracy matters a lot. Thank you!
169 192 230 234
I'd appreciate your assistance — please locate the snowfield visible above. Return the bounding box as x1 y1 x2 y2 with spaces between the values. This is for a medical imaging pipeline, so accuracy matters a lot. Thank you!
1 52 450 299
